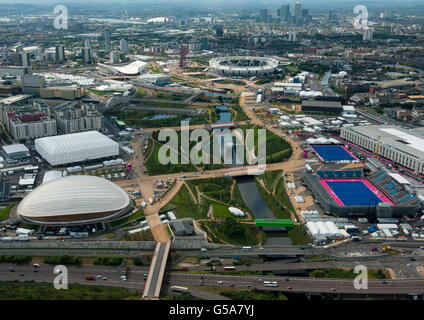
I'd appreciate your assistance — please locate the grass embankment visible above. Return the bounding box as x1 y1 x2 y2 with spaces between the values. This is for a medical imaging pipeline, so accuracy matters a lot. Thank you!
310 268 387 279
110 208 145 229
200 218 266 246
0 204 14 221
255 179 292 220
220 289 287 300
240 125 292 164
0 281 140 300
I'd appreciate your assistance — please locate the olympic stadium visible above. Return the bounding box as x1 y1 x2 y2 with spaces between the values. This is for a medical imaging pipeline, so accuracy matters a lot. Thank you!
16 175 132 226
302 143 420 218
209 56 279 77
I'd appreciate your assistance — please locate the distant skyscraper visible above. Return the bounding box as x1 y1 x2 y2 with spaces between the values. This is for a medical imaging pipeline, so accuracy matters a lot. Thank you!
259 9 268 23
105 29 111 52
85 39 91 49
82 48 91 64
110 50 119 64
215 26 223 38
363 28 373 41
55 45 65 62
329 10 333 21
120 39 129 54
281 4 290 23
19 52 30 67
294 2 302 25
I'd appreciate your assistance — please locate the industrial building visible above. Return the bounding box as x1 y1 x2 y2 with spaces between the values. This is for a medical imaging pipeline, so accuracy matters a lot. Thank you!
301 99 343 114
16 175 131 225
2 144 30 160
35 130 119 166
341 125 424 174
135 74 171 86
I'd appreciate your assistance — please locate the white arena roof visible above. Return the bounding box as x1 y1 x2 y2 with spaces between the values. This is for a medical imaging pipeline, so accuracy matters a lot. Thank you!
35 131 119 166
99 60 148 75
17 175 131 225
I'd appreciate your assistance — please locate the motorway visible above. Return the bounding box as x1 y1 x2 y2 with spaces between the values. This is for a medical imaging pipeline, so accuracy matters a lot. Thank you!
2 263 424 296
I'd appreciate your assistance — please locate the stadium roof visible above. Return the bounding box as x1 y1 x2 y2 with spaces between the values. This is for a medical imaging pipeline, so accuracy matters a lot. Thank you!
17 175 130 224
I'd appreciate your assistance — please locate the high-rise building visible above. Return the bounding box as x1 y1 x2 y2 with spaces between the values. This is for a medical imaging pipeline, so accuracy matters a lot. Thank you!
110 50 120 64
281 5 290 23
84 39 92 49
105 29 111 52
294 2 302 24
120 39 129 54
363 28 373 41
259 9 268 23
82 48 91 64
55 45 65 62
215 26 224 37
19 52 30 67
329 10 333 21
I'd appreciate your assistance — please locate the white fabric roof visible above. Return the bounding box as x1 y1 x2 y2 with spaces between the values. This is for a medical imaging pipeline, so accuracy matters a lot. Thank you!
388 172 411 185
114 61 148 75
35 131 119 166
17 175 130 219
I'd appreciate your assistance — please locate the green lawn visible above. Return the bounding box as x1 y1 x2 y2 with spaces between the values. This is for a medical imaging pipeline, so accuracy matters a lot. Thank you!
0 204 14 221
145 141 196 176
161 184 205 220
210 200 232 219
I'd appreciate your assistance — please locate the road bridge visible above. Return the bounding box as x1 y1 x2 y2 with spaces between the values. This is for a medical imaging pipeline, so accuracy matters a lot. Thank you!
142 241 171 299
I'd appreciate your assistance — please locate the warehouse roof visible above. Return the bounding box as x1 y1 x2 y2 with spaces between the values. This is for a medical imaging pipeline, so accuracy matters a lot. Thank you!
343 125 424 160
2 144 29 155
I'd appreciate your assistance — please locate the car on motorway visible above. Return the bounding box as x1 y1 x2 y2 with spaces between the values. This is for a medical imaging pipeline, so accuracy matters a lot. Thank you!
102 277 108 280
96 275 102 279
200 276 204 280
229 284 235 287
8 267 15 272
259 247 264 250
287 286 292 290
330 288 336 291
19 273 25 276
383 280 388 284
217 281 223 284
258 278 263 282
285 278 290 282
244 284 252 288
33 269 38 273
120 276 127 281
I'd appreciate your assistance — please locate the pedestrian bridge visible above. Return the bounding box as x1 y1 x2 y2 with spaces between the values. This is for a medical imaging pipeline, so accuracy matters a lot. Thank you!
142 241 171 300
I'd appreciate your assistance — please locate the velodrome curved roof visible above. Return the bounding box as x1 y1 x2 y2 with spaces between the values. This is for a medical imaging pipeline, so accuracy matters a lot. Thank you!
17 175 130 222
